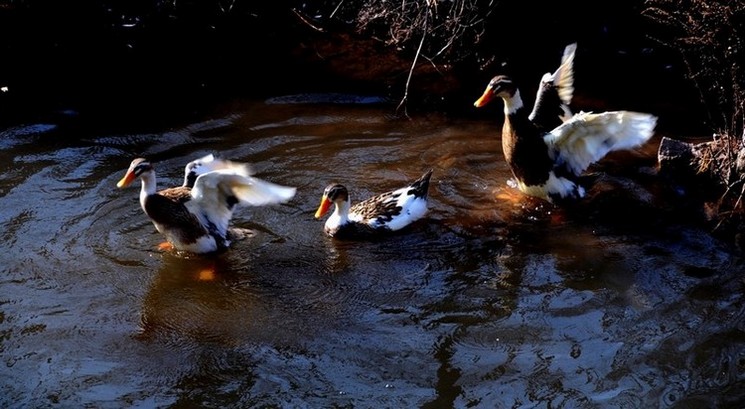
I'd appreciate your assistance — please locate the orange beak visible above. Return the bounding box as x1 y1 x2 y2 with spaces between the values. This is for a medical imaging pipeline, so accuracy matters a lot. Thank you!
314 196 333 219
117 170 136 188
473 86 494 108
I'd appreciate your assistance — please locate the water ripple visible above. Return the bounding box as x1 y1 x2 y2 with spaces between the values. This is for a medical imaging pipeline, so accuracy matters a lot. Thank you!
3 102 745 408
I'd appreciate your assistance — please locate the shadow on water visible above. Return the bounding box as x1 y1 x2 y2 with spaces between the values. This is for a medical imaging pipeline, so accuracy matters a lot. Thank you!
1 96 745 408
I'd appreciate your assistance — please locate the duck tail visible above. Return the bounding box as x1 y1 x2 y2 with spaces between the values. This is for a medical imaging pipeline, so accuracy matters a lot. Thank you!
409 169 434 199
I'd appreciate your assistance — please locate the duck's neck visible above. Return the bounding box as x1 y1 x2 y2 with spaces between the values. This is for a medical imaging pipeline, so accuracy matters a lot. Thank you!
326 200 351 229
501 89 535 137
502 89 525 116
138 172 158 211
500 89 540 166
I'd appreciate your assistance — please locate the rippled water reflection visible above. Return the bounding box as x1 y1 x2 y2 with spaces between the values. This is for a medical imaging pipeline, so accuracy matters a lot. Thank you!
1 96 744 408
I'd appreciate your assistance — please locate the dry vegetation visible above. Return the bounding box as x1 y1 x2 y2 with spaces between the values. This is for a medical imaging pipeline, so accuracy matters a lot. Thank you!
329 0 493 62
310 0 496 114
644 0 745 242
644 0 745 239
644 0 745 136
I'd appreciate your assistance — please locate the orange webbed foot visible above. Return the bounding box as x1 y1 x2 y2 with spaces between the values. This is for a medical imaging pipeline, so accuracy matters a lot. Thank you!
197 264 217 281
495 189 525 206
157 242 174 251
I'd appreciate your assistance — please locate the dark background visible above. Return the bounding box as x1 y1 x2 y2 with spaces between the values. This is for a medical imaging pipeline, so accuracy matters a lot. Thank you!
0 1 706 133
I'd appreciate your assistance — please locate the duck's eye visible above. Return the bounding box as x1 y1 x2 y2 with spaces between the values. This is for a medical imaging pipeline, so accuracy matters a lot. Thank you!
135 163 152 175
327 185 346 200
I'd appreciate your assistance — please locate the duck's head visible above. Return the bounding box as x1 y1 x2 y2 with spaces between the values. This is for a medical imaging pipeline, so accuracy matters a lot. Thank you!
183 154 215 187
473 75 517 108
314 184 349 218
117 158 153 188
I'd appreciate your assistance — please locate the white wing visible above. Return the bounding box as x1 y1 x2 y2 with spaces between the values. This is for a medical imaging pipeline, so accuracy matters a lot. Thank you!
554 42 577 106
230 176 297 206
545 110 657 176
192 169 295 207
529 43 577 126
183 154 253 187
188 169 296 235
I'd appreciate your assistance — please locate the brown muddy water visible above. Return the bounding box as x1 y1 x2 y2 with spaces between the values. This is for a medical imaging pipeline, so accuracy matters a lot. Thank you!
1 95 744 408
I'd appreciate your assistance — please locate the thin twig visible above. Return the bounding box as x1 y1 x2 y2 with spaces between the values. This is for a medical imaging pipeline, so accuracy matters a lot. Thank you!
329 0 345 19
396 18 428 118
291 9 326 32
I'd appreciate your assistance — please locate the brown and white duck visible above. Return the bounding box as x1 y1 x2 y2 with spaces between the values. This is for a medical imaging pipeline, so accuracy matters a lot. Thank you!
314 169 433 239
473 43 657 203
117 156 296 254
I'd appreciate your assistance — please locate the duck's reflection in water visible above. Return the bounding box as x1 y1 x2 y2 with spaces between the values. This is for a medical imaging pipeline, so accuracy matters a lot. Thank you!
134 229 357 349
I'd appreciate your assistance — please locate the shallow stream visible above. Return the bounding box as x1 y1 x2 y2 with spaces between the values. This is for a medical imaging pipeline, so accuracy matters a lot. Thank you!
1 95 743 408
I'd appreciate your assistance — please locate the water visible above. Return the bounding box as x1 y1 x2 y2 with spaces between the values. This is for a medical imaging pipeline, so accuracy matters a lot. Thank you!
1 96 744 408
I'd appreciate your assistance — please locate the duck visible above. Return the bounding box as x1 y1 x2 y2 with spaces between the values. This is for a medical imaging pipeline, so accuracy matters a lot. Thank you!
528 42 576 132
314 169 433 239
473 44 657 203
117 156 296 254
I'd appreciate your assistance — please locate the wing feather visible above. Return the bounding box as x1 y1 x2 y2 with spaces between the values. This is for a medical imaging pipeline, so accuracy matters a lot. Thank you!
192 170 295 207
529 43 577 130
230 176 297 206
545 111 657 176
189 170 295 236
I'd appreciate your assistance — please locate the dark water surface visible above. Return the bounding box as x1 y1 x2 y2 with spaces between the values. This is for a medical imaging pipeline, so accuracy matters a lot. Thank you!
1 96 744 408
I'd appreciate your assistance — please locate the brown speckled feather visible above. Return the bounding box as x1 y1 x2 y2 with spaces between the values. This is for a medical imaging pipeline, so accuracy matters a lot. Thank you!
351 169 431 225
350 190 402 224
158 186 193 203
143 190 208 245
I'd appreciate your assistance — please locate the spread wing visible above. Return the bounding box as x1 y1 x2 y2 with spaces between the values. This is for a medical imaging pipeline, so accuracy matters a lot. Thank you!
192 170 296 208
529 43 576 131
545 110 657 176
189 170 296 236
